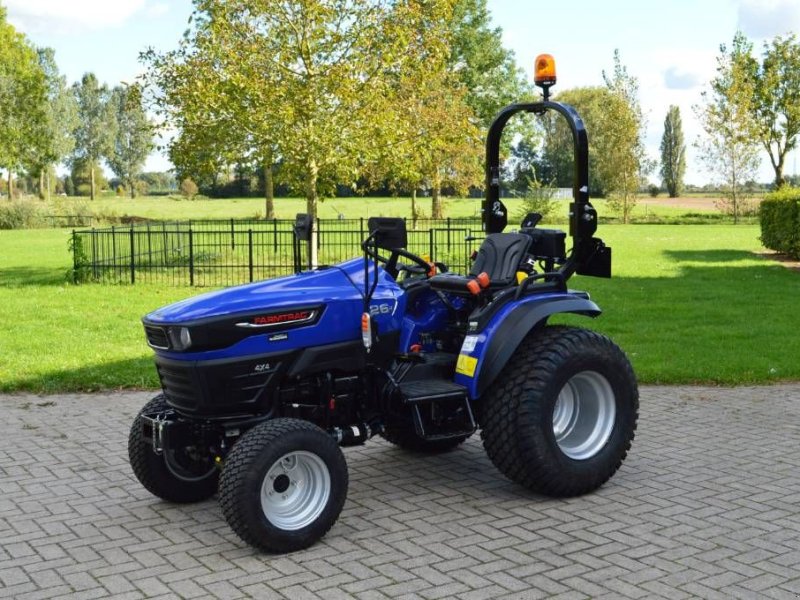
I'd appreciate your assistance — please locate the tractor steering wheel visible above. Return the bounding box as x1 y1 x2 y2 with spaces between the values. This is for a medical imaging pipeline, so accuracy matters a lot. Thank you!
365 245 433 280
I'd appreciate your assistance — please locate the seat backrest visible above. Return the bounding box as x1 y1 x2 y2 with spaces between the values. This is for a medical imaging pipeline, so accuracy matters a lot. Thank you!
469 233 532 286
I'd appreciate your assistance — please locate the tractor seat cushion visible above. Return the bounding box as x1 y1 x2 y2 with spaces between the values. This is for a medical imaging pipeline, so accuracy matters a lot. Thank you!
469 233 532 287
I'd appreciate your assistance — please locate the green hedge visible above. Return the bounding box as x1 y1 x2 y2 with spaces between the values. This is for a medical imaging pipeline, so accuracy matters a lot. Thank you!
760 188 800 259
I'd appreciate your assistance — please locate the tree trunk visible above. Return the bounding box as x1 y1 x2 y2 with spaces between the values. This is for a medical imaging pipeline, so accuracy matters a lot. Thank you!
431 168 443 219
7 169 12 200
264 161 275 219
775 155 785 189
90 164 96 201
39 170 45 200
305 159 319 267
46 170 51 202
411 188 418 228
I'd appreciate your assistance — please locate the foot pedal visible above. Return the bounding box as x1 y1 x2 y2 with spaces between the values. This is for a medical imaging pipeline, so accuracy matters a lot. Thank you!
398 380 476 440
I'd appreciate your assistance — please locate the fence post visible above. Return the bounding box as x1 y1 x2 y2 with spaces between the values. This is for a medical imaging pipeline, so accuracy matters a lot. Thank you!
428 228 434 261
316 218 321 250
111 226 117 279
129 225 135 284
189 227 194 286
231 218 235 250
360 217 364 240
146 222 152 263
162 222 168 264
71 230 77 284
447 217 451 251
248 229 254 282
91 228 98 280
273 218 278 252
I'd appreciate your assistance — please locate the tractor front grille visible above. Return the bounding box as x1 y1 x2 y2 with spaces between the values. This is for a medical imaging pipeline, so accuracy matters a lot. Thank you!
153 352 291 416
155 360 199 412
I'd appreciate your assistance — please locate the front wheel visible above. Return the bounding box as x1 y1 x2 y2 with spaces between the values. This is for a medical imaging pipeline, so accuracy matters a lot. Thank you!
481 326 638 497
219 418 348 553
128 395 219 503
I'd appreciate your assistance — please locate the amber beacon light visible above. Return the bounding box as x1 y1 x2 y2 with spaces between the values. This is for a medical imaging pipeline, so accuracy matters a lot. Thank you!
534 53 557 100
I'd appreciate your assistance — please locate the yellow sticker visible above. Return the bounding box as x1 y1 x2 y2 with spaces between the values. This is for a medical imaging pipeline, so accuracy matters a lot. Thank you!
455 354 478 377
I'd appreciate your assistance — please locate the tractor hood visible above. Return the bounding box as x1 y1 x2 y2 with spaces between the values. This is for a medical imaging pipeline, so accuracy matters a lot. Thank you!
145 258 397 324
142 258 406 360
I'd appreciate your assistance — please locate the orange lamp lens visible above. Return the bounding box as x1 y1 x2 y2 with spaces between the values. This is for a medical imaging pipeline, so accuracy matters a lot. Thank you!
534 53 556 85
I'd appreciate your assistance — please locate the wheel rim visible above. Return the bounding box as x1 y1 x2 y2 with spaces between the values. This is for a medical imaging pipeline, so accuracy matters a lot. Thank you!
260 451 331 531
552 371 616 460
164 447 216 483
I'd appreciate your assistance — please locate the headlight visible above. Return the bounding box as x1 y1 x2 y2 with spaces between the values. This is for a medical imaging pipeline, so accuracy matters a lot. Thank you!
167 326 192 351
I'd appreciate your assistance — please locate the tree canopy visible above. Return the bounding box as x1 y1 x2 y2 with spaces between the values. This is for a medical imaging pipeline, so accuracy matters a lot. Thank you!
695 32 761 223
0 7 47 196
660 105 686 198
108 84 154 198
72 73 115 200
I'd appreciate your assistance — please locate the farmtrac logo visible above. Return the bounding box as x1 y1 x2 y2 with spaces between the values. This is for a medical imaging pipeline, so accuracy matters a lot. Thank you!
236 309 317 329
253 311 311 326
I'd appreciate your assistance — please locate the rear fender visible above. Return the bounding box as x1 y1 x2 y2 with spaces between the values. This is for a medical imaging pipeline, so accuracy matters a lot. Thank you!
453 294 601 399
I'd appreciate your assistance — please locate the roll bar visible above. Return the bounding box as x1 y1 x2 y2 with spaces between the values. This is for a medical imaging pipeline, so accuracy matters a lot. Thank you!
481 101 608 279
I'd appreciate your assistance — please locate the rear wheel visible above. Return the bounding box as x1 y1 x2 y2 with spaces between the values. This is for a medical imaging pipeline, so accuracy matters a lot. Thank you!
128 395 219 503
219 418 348 553
481 326 638 496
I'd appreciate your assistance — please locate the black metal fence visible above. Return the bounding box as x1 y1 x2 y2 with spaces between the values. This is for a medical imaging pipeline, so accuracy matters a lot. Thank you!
70 217 484 286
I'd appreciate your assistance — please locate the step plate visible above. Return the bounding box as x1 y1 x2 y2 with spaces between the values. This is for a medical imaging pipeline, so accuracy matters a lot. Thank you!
399 380 467 402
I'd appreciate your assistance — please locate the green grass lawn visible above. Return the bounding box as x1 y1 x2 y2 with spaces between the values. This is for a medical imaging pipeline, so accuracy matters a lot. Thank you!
54 194 724 223
1 224 797 392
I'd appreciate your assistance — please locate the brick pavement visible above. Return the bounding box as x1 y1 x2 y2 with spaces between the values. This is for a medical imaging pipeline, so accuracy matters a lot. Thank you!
1 385 800 599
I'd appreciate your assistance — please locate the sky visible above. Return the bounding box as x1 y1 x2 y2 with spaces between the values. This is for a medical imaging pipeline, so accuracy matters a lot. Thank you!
5 0 800 185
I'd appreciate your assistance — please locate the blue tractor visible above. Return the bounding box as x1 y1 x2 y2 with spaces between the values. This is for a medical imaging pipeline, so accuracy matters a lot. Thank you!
129 55 638 553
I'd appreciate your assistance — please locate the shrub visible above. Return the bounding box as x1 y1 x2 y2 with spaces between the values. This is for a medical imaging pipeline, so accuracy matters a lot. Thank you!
514 176 558 223
180 178 199 199
0 200 44 229
759 187 800 259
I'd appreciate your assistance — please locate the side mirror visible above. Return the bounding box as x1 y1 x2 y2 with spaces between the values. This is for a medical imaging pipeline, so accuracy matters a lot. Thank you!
368 217 407 249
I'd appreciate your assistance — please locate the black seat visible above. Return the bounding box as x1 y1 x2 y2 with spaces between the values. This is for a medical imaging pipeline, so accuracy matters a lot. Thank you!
470 233 532 287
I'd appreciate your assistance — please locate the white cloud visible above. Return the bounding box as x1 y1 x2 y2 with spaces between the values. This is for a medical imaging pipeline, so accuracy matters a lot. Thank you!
664 67 701 90
737 0 800 38
5 0 147 34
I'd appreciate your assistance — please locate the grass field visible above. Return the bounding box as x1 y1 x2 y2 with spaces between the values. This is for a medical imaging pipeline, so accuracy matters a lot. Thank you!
50 194 738 224
1 222 798 392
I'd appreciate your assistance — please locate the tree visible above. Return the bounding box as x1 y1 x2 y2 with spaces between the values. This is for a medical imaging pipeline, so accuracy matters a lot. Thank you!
0 7 47 199
695 33 761 223
751 34 800 188
448 0 530 129
32 47 78 200
659 105 686 198
147 0 460 260
70 157 108 196
545 87 624 199
601 50 650 223
72 73 114 200
108 84 154 198
367 0 481 220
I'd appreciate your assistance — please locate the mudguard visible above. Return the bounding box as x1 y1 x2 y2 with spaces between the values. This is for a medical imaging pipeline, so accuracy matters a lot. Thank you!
453 293 601 399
